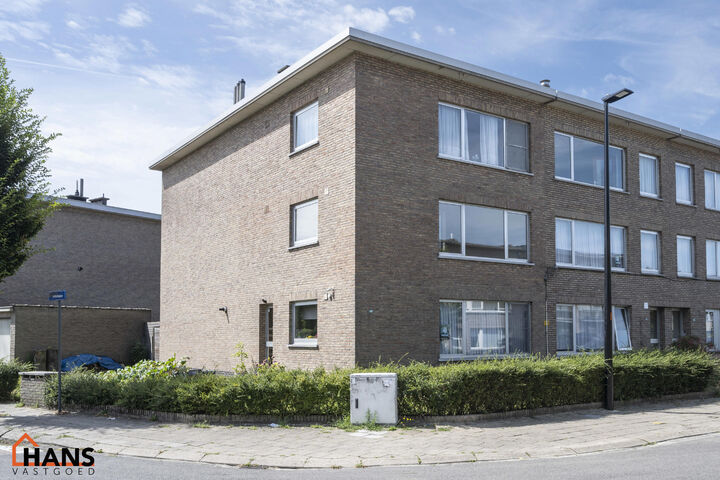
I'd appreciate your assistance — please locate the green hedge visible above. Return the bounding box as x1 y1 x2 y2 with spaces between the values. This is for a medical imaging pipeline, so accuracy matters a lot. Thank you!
0 359 33 401
44 350 718 417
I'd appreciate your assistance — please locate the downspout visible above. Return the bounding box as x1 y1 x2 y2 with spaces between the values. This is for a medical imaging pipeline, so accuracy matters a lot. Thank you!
544 267 557 356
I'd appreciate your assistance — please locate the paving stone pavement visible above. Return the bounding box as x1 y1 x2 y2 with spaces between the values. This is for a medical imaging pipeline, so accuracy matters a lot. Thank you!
1 399 719 469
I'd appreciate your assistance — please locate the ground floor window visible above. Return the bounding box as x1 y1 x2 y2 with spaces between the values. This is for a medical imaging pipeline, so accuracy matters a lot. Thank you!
671 310 685 341
556 304 631 353
439 300 530 358
707 310 719 350
291 301 317 346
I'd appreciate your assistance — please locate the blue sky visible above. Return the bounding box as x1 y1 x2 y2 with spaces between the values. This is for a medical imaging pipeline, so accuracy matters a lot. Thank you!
2 0 719 213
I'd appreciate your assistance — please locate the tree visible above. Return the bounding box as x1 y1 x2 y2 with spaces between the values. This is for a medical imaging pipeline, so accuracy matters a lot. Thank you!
0 54 58 282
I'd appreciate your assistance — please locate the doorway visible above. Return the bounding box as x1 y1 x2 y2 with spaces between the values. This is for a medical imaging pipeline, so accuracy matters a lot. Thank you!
264 305 273 362
649 309 660 347
707 310 719 350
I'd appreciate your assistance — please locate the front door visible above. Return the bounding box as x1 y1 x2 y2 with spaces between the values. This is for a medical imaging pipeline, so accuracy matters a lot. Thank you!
265 306 273 362
706 310 720 350
0 319 10 360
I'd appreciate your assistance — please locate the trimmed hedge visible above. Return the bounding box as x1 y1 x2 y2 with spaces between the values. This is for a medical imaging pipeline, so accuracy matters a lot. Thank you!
0 359 33 401
44 350 718 417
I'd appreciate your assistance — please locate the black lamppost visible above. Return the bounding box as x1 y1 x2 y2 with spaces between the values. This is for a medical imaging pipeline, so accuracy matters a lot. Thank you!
602 88 633 410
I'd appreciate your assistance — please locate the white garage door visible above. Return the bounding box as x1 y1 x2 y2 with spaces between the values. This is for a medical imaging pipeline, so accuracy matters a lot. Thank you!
0 319 10 360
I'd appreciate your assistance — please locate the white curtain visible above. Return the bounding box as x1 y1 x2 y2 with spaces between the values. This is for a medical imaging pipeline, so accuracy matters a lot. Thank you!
478 114 501 166
294 103 318 148
641 232 659 271
555 220 572 264
677 237 693 275
466 304 506 355
707 240 718 278
439 105 461 158
640 155 658 195
576 306 603 351
575 221 603 268
706 170 720 210
676 164 692 203
611 227 625 269
613 307 631 350
440 303 463 355
556 305 574 351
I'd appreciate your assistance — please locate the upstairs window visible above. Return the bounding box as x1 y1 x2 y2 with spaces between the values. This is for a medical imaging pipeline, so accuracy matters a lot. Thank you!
704 170 720 211
641 230 661 274
707 239 720 279
639 154 659 198
555 218 625 270
291 199 318 247
677 235 694 277
438 103 529 172
293 101 318 151
555 133 625 190
675 163 693 205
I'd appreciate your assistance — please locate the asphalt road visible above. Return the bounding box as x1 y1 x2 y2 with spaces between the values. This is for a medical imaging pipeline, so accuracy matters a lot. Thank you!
2 433 719 479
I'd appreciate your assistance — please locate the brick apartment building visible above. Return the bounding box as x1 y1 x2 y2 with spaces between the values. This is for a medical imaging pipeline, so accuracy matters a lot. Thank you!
152 28 720 370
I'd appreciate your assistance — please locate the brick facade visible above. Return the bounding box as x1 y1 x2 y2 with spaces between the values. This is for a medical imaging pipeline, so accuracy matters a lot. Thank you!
156 34 720 370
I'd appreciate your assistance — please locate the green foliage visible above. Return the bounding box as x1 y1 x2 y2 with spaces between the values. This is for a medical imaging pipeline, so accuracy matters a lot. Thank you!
104 355 188 381
232 342 249 374
44 351 718 417
671 335 707 352
45 369 120 408
0 359 32 401
129 342 150 365
0 54 59 281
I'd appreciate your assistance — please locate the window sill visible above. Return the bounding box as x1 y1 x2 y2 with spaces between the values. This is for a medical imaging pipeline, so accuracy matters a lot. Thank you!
554 177 628 193
289 241 319 251
639 193 662 201
439 253 533 265
436 155 533 176
289 140 319 157
677 274 696 279
288 343 318 349
641 271 664 277
439 353 530 361
676 201 696 208
556 264 626 273
707 277 720 282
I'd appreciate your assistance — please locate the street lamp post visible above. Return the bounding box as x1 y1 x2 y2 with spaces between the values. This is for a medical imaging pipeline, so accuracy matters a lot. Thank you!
602 88 633 411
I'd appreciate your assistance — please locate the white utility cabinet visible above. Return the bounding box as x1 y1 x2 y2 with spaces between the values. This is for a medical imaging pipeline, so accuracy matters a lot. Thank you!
350 372 398 424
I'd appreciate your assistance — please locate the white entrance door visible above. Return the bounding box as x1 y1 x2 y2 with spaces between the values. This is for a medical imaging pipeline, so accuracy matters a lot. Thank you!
707 310 720 350
0 319 10 360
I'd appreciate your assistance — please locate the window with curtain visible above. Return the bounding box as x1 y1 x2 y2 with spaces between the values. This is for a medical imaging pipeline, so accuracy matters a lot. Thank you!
438 103 529 172
704 170 720 210
291 301 317 346
639 154 659 197
555 218 625 270
440 301 530 358
677 235 694 277
707 240 720 279
556 304 631 353
675 163 693 204
554 133 625 190
293 101 318 150
291 199 318 247
439 201 528 262
641 230 661 273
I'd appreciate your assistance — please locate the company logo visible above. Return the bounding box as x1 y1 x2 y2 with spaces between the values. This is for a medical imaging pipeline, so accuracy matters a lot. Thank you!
11 433 95 476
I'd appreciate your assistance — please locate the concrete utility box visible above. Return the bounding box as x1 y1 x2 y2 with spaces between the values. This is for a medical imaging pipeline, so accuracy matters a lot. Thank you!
350 373 398 425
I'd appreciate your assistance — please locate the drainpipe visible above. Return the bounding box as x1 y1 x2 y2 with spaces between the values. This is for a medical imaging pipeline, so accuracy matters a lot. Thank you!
544 267 557 356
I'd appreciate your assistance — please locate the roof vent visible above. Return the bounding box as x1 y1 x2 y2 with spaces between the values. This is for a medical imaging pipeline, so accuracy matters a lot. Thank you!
277 65 290 74
233 79 246 104
540 79 551 88
66 178 88 202
89 194 109 206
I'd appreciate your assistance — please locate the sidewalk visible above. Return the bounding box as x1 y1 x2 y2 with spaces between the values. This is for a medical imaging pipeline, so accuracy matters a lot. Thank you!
1 398 719 469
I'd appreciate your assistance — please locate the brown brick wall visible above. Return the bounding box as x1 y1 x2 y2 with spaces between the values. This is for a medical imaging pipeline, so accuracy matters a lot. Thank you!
0 206 161 321
11 305 151 364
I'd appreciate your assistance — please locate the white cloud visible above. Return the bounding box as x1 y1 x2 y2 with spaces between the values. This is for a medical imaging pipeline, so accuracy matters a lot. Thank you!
53 35 135 73
66 20 81 30
434 25 455 35
0 0 47 16
411 31 421 43
603 73 635 86
117 5 150 28
134 65 198 90
141 39 158 56
388 6 415 24
0 20 49 42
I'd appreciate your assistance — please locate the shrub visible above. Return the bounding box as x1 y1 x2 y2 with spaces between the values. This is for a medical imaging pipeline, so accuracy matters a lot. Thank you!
129 342 150 365
45 369 120 408
671 335 707 352
105 355 188 381
0 359 33 401
45 350 718 417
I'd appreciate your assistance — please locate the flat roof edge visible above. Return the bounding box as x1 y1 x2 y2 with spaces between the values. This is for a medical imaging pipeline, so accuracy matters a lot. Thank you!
56 197 161 220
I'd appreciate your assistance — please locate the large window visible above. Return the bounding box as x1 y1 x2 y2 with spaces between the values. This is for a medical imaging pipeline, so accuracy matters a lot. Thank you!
439 201 528 262
555 219 625 270
438 103 529 172
291 199 318 247
677 235 694 277
556 305 631 353
675 163 693 205
554 133 624 190
641 230 661 274
291 301 317 346
293 101 318 151
707 240 720 279
704 170 720 211
440 301 530 358
639 154 659 198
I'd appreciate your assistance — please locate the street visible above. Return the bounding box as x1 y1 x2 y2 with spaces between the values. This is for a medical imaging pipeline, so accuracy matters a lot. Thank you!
2 432 718 479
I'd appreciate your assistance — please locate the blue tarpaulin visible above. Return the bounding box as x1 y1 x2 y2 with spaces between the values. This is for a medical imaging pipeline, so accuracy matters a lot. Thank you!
61 354 123 372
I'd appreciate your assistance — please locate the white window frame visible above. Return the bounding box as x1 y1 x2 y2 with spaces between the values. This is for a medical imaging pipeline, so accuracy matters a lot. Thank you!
704 169 720 211
291 300 318 347
707 239 720 280
640 230 661 274
675 162 694 205
438 102 529 173
639 153 660 198
439 300 531 360
291 198 318 248
556 304 632 354
439 201 529 263
555 218 626 271
554 132 625 191
676 235 695 278
292 101 319 152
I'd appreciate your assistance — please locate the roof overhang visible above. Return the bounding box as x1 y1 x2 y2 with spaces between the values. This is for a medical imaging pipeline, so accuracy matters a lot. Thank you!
56 197 161 220
150 28 720 171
